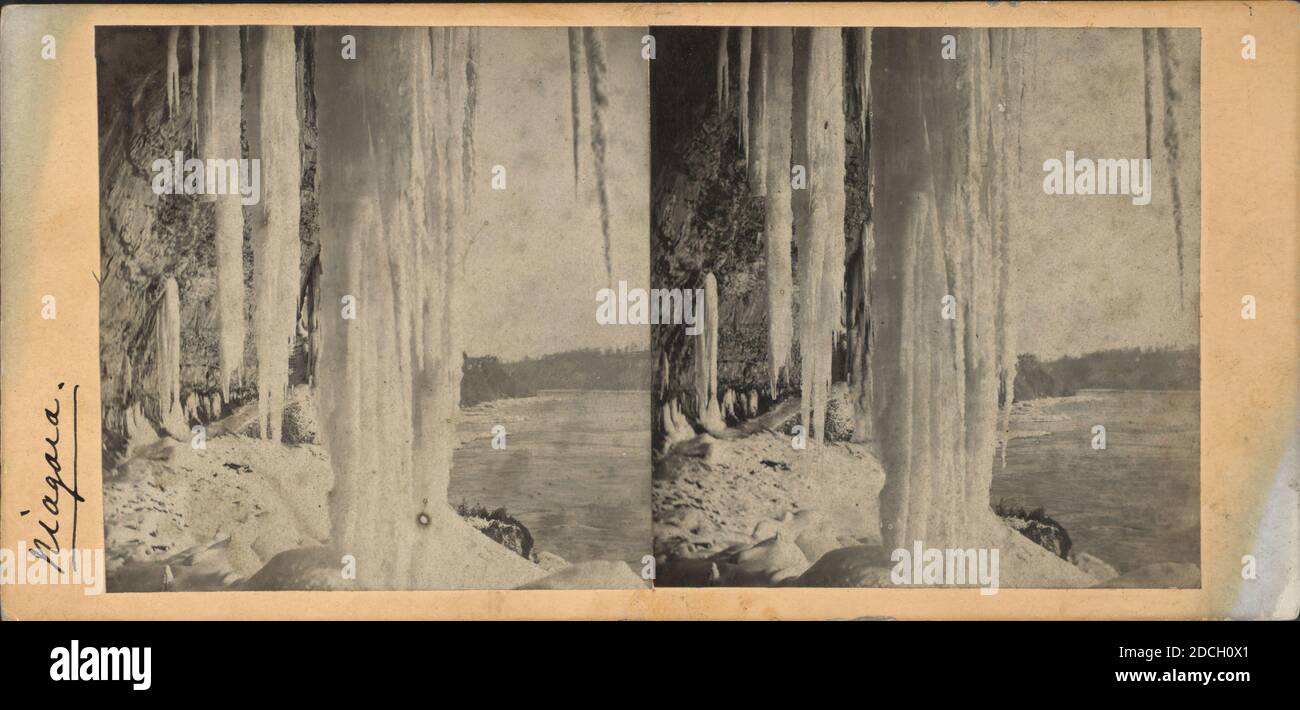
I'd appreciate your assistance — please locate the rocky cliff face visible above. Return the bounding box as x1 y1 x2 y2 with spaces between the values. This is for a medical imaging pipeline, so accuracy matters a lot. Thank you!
97 28 319 467
649 29 871 447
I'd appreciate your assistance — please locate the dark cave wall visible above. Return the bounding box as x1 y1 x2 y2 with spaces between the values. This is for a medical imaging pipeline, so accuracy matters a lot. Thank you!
649 27 871 438
96 27 319 464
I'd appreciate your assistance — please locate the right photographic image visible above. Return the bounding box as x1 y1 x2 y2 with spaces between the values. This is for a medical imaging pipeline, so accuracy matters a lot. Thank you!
650 27 1201 589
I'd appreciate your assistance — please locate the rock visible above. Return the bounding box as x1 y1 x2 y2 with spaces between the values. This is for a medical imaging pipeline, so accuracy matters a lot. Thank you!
672 434 721 463
794 545 896 587
1071 552 1119 583
1097 562 1200 589
458 509 535 560
518 560 646 589
994 503 1073 560
110 538 247 592
532 550 569 573
752 512 794 541
662 506 708 535
733 534 808 569
823 395 855 442
243 546 358 591
752 509 825 541
794 530 842 565
654 556 720 586
280 386 319 444
716 533 811 586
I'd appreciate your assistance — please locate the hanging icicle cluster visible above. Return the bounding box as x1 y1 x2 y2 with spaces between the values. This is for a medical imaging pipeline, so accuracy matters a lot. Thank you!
247 27 302 442
463 28 480 212
746 29 768 194
738 28 752 159
314 28 495 588
566 29 583 193
1142 28 1190 309
866 29 1027 549
208 27 245 402
563 29 614 285
189 27 200 147
583 29 614 286
716 28 730 110
165 27 180 118
792 28 846 444
762 28 795 396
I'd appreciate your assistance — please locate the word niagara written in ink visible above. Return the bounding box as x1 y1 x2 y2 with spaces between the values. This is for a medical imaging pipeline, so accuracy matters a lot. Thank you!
21 382 84 574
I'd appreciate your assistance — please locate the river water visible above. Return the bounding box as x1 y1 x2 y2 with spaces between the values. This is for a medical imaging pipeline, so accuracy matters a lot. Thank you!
451 390 651 566
990 389 1200 574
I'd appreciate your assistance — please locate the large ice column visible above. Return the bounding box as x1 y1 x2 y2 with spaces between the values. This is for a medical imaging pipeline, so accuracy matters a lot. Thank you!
315 28 435 586
247 27 302 441
313 28 539 590
792 28 845 444
763 28 794 397
209 27 244 401
867 29 1023 550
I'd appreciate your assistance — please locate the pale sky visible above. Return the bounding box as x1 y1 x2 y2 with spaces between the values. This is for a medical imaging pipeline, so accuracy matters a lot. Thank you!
457 28 1199 362
1009 29 1200 359
458 28 649 361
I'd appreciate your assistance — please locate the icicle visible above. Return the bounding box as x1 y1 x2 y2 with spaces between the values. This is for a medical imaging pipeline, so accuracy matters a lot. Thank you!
210 27 244 401
198 28 215 158
738 28 752 159
763 28 794 397
694 273 724 431
1141 29 1157 160
440 27 466 406
792 28 844 444
189 27 200 148
154 277 187 439
567 29 583 192
858 28 872 145
463 28 479 212
716 28 730 110
747 28 767 193
165 28 180 118
817 28 846 442
849 28 876 444
996 31 1026 471
1156 29 1187 308
1141 29 1188 308
248 27 301 442
851 221 874 443
582 28 613 286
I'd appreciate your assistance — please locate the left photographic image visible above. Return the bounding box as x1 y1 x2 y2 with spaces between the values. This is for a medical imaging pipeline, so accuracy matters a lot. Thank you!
96 26 651 591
